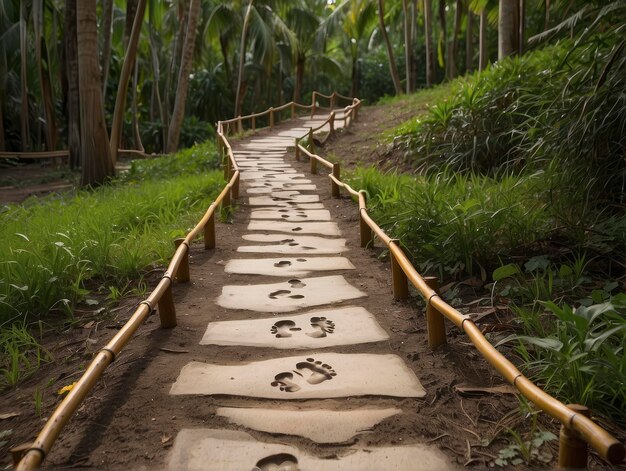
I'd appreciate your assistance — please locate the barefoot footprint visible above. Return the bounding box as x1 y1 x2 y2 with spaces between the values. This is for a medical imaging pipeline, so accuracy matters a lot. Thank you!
270 320 302 338
270 358 337 392
305 316 336 338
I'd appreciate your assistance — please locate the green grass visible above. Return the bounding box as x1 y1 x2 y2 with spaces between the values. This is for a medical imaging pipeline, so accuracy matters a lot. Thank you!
0 143 223 327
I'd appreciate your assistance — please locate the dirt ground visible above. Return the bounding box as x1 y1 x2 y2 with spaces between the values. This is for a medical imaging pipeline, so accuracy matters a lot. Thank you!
1 112 623 470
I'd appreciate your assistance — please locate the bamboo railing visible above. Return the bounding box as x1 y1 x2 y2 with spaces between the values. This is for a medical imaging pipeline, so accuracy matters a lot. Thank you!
14 91 349 470
292 141 625 468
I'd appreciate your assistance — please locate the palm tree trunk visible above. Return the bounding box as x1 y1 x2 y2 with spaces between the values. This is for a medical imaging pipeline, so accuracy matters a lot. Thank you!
479 7 487 71
20 0 30 151
110 0 147 164
424 0 434 86
293 54 305 103
132 57 144 151
101 0 113 95
466 4 474 73
149 23 167 152
34 1 58 151
498 0 518 60
77 0 114 186
439 0 447 78
447 0 463 79
378 0 402 95
518 0 525 55
235 0 254 118
167 0 201 153
64 0 81 169
402 0 412 94
544 0 550 31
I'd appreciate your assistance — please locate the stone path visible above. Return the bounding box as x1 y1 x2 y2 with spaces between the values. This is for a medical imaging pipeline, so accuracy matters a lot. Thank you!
166 113 458 470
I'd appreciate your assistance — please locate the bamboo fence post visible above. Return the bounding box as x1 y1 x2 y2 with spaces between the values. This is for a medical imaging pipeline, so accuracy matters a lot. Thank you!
329 111 335 136
204 210 216 249
295 139 300 161
330 92 336 109
223 148 230 180
251 115 256 131
232 170 239 199
158 280 177 328
269 107 274 128
331 163 340 198
424 276 447 349
173 239 190 282
359 192 373 248
310 155 318 175
311 92 316 117
291 102 295 119
559 404 590 469
237 116 243 133
308 128 314 152
222 184 231 210
390 240 409 299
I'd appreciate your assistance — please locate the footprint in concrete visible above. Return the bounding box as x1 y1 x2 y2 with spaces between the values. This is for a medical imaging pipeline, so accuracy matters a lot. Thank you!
270 320 301 338
254 454 299 471
273 260 292 267
270 358 337 392
306 316 336 338
291 227 303 232
279 238 295 244
268 289 305 300
288 279 306 288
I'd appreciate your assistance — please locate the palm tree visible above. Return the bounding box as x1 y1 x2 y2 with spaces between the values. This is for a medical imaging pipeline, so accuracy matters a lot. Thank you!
167 0 201 152
424 0 434 86
234 0 254 117
110 0 147 164
498 0 517 59
76 0 114 185
377 0 402 95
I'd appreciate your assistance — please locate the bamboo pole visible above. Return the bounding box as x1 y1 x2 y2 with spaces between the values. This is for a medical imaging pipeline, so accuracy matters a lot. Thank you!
331 163 341 198
269 107 274 128
173 239 190 282
559 404 590 469
157 280 177 328
310 156 318 175
295 140 300 161
390 240 409 299
329 111 335 136
424 276 447 349
204 210 216 249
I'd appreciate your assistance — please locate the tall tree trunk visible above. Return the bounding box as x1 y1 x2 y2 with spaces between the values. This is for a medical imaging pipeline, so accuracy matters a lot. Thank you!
293 54 305 103
149 23 167 152
101 0 113 95
447 0 463 79
402 0 412 94
439 0 447 78
518 0 525 55
167 0 201 153
110 0 147 164
350 58 358 98
219 36 232 94
64 0 81 169
235 0 254 118
498 0 518 60
132 57 144 151
378 0 402 95
479 7 487 70
20 0 30 151
77 0 114 186
124 0 139 47
424 0 434 86
34 1 58 151
466 5 474 73
544 0 550 31
0 99 5 151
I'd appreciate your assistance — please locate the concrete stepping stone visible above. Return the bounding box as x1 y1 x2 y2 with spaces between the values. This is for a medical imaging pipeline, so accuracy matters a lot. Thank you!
168 429 455 470
250 209 330 222
216 275 365 312
224 256 352 276
170 353 426 399
246 184 317 194
215 406 401 443
247 221 341 236
251 191 319 203
247 200 325 210
200 306 387 349
238 234 347 254
240 172 306 181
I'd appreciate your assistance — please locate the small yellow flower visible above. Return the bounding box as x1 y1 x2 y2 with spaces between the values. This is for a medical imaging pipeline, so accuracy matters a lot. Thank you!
57 382 77 395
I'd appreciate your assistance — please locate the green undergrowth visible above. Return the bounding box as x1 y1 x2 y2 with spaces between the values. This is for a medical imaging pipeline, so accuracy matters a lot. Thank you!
0 143 222 388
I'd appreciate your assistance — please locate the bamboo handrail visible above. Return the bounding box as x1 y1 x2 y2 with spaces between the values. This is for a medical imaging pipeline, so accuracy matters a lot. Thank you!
17 91 354 470
294 143 625 466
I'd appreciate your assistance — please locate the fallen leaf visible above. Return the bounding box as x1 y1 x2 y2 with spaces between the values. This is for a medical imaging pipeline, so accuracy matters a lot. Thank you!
57 382 78 395
454 384 516 397
161 435 171 444
0 412 20 420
